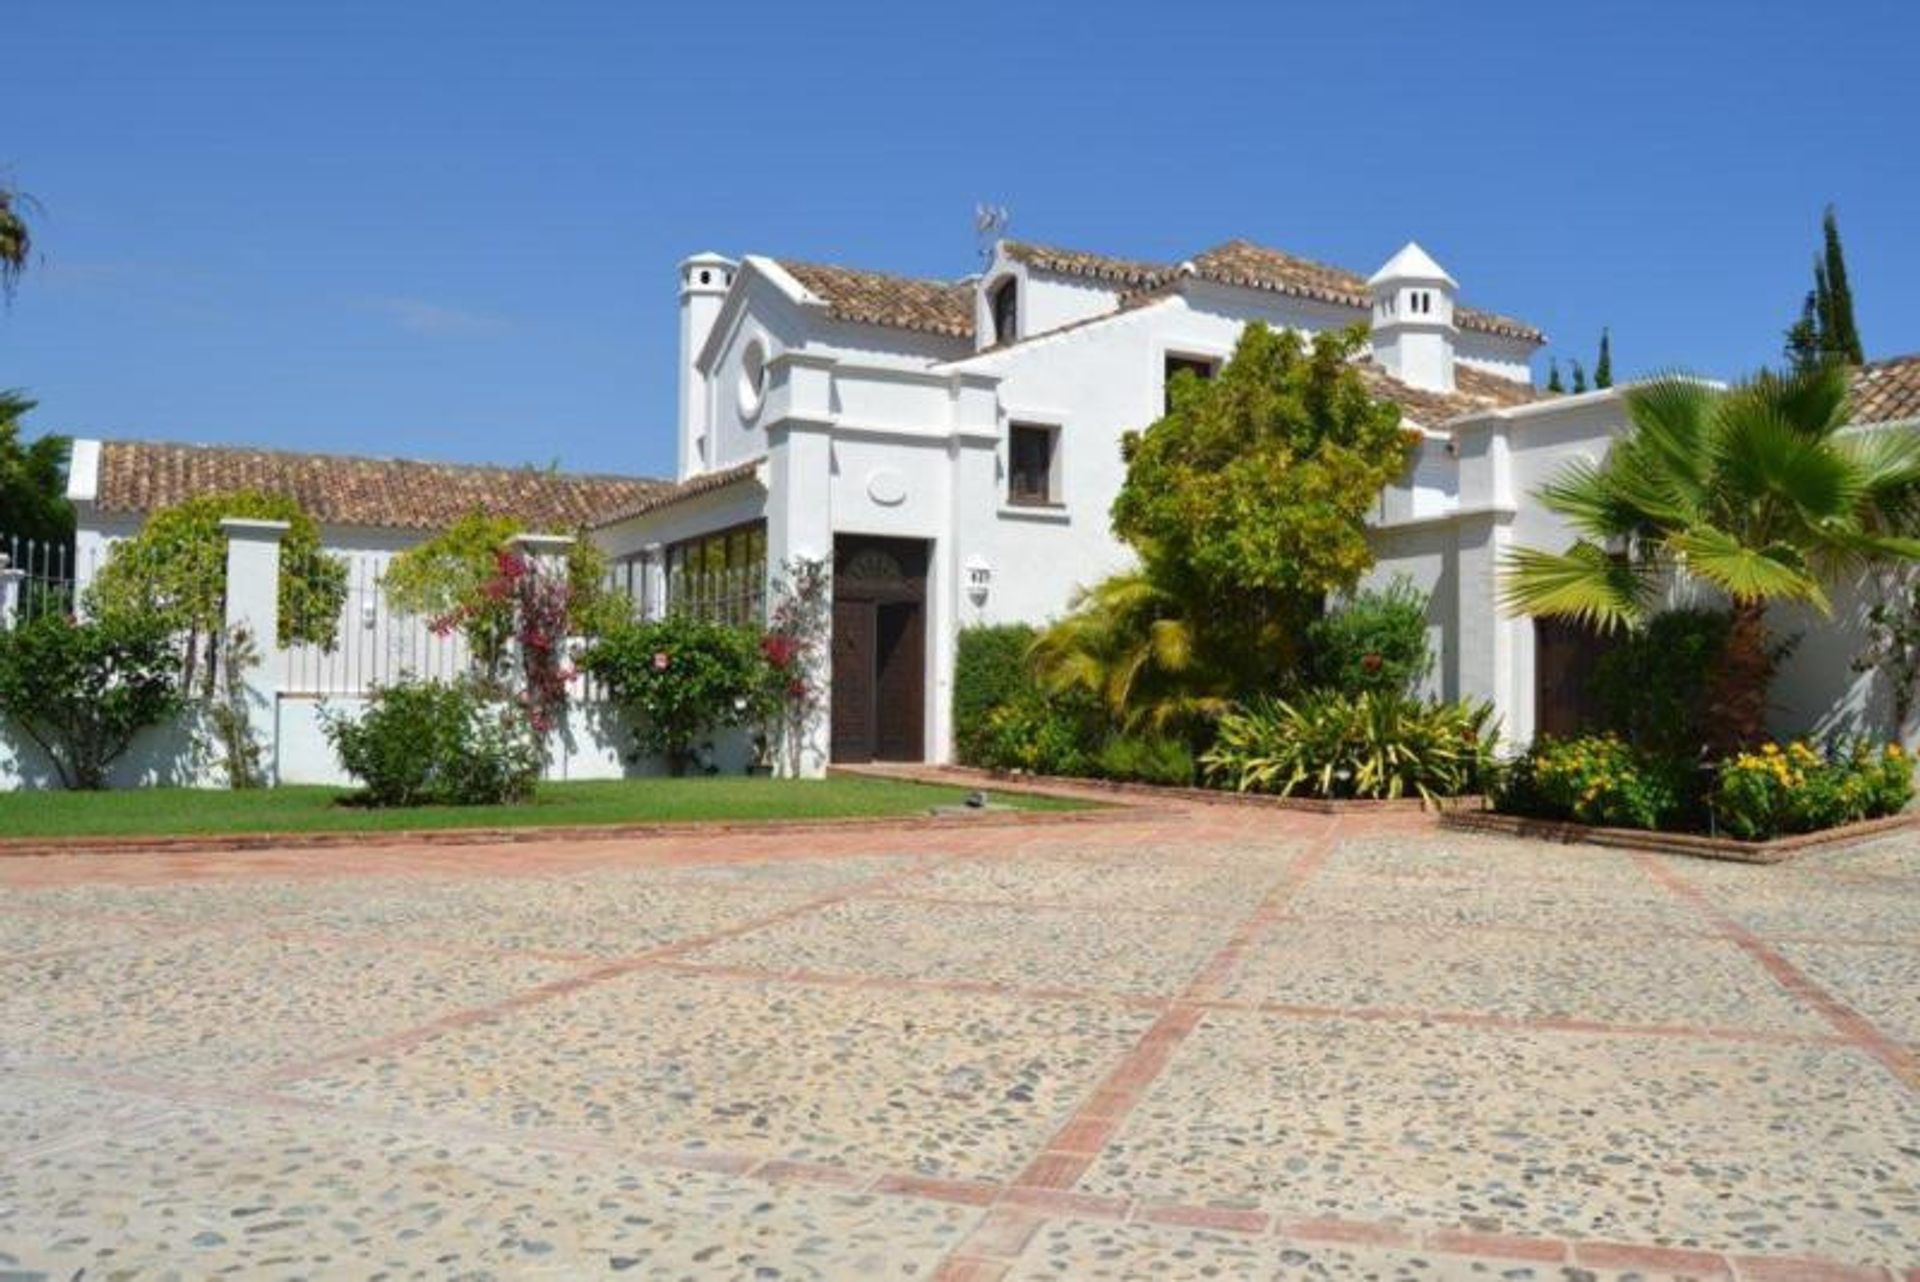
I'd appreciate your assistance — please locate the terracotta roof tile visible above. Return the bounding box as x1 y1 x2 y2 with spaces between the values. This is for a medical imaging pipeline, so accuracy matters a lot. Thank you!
777 260 976 339
591 460 763 528
1357 361 1541 427
1182 240 1544 342
1001 240 1170 288
1850 355 1920 425
92 441 668 533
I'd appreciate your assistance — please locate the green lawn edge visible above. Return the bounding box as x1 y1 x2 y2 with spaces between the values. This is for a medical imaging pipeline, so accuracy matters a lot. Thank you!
0 776 1089 840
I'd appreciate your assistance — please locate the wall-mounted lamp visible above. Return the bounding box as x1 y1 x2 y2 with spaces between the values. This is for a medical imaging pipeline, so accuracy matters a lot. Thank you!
965 556 992 607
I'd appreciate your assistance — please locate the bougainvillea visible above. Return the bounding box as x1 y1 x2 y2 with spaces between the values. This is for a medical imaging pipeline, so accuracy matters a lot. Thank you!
758 558 831 775
430 548 576 737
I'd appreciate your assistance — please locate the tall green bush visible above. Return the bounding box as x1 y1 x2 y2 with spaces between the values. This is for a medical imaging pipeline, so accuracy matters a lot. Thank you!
953 623 1039 763
0 610 183 789
1588 608 1730 757
1304 577 1433 697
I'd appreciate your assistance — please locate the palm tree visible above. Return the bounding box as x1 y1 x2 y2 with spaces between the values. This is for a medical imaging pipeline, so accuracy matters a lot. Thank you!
0 182 36 302
1029 569 1232 735
1501 364 1920 750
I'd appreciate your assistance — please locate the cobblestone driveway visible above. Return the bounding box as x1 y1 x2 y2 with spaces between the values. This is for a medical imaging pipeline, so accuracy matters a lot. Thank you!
1 806 1915 1279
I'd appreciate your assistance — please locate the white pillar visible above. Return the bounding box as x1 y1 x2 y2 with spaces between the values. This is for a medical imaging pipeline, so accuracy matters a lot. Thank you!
509 531 575 577
220 518 289 784
0 556 24 631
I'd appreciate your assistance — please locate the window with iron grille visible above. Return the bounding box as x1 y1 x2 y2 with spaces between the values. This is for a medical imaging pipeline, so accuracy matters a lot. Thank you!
665 521 767 625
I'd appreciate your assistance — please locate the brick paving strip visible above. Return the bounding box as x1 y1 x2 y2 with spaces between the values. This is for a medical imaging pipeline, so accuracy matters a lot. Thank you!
5 808 1914 1279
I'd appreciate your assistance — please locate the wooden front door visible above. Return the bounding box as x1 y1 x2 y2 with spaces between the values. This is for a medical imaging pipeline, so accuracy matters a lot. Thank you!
831 599 878 762
1534 618 1617 740
830 537 928 763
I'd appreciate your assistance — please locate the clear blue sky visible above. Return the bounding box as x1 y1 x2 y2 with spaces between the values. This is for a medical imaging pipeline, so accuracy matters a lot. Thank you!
5 0 1917 479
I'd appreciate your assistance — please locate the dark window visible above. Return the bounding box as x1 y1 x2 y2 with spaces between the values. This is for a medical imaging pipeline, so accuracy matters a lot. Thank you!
1163 354 1217 412
1008 423 1056 506
989 277 1019 345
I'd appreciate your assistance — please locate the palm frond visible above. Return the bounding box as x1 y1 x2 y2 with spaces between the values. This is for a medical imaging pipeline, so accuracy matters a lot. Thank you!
1498 541 1651 631
1710 402 1859 523
1669 527 1829 611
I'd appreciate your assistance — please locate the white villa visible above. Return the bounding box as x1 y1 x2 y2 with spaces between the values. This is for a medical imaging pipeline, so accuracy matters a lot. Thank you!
54 234 1920 782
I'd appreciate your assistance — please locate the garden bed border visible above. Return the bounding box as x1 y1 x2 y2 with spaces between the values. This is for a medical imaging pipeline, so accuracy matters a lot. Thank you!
1440 806 1920 864
837 763 1483 815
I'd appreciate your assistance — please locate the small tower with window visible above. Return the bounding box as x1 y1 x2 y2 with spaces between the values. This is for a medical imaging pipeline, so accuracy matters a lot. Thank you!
678 251 736 479
1367 242 1458 393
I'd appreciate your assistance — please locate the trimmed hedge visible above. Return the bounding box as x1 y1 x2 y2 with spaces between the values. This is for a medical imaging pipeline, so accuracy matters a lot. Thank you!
954 624 1039 764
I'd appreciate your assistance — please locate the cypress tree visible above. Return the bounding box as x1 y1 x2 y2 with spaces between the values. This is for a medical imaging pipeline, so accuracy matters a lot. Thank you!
1821 204 1864 363
1594 328 1613 389
1570 360 1588 394
1785 289 1822 372
1546 359 1564 394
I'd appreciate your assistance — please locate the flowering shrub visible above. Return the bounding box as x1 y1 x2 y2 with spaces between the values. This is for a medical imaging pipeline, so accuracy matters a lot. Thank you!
429 548 576 736
1497 735 1693 830
1711 740 1913 840
757 559 831 775
582 615 762 774
321 677 540 806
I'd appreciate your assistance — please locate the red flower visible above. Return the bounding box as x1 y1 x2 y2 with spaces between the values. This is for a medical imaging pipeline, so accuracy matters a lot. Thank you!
1361 653 1384 673
652 651 671 672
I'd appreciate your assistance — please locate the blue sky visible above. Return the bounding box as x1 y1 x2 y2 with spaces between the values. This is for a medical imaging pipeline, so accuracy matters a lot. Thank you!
4 0 1917 479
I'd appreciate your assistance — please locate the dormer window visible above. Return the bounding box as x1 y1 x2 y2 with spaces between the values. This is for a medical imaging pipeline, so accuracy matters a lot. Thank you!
989 277 1019 346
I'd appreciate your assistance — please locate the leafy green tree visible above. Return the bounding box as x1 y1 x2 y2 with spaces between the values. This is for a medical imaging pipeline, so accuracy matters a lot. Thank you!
1594 328 1613 389
88 491 348 693
0 181 35 302
1108 323 1407 682
0 391 71 545
1032 324 1409 735
0 610 183 789
1501 364 1920 750
1546 359 1564 394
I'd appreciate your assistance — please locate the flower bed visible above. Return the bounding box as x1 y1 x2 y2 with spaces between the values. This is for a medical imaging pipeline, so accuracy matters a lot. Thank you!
1483 733 1914 858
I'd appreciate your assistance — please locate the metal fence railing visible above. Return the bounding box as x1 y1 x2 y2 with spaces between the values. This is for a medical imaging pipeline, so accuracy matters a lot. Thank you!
0 534 85 627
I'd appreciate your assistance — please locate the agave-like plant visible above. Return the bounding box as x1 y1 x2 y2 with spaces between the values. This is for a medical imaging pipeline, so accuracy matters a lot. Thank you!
1202 691 1497 803
1501 364 1920 751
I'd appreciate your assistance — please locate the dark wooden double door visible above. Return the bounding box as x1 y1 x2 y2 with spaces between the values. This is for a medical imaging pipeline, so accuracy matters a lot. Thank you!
1533 617 1620 740
830 537 928 763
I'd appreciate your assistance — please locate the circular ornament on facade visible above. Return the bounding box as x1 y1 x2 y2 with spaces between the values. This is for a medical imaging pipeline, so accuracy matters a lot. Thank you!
737 339 768 422
866 468 908 506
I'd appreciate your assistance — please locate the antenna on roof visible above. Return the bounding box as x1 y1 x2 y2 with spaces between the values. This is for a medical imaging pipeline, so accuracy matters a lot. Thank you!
974 203 1009 264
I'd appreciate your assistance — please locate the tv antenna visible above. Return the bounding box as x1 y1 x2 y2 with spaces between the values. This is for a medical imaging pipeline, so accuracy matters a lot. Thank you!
974 203 1009 263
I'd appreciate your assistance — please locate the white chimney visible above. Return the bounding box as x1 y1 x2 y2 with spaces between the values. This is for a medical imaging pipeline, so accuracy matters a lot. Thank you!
678 251 736 480
1367 242 1458 393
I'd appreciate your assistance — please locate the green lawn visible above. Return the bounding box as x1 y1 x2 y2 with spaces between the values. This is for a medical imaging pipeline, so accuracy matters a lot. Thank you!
0 776 1085 841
